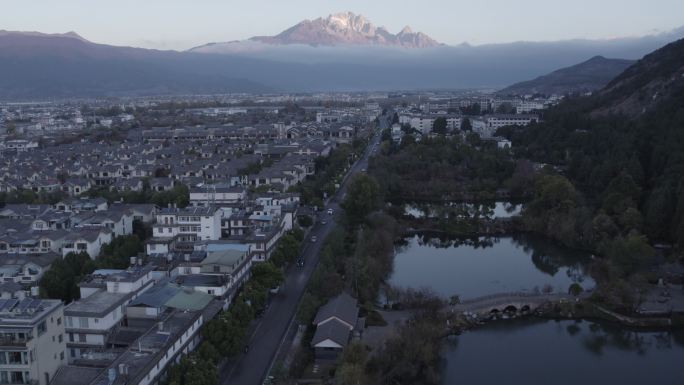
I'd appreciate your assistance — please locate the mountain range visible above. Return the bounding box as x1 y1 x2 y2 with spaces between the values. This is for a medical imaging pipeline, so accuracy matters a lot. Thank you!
1 13 684 99
246 12 440 48
498 56 636 96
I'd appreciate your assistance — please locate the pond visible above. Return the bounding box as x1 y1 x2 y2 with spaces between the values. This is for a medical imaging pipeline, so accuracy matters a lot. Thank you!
442 318 684 385
387 234 594 300
404 201 522 220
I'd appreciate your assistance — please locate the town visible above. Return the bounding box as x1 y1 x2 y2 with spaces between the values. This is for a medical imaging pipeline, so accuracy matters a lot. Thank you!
3 3 684 384
0 90 551 385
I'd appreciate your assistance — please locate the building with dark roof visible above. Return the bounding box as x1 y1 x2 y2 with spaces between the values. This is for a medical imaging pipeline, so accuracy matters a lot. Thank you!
311 293 364 361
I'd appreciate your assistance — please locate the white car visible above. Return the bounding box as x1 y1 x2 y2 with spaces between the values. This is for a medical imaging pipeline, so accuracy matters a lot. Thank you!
327 209 333 215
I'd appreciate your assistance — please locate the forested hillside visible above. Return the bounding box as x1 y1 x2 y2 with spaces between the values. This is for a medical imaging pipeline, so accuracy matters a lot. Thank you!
504 38 684 252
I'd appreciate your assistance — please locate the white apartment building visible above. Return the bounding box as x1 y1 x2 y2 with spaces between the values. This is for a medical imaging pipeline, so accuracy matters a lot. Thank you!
485 114 539 130
516 101 546 114
64 265 156 362
189 185 247 207
147 207 222 254
399 114 461 135
1 140 39 152
0 298 66 385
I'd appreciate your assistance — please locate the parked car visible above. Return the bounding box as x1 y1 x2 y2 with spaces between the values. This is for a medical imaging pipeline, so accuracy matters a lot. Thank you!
311 235 317 243
327 208 333 215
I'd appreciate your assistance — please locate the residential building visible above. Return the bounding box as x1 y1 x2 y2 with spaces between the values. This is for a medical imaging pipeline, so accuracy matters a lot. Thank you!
0 298 66 385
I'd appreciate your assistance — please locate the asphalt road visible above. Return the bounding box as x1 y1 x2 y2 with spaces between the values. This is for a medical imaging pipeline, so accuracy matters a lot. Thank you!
219 121 385 385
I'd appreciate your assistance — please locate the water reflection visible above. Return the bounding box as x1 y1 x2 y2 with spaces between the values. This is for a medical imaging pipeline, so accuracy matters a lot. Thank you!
404 201 523 219
443 319 684 385
389 234 594 299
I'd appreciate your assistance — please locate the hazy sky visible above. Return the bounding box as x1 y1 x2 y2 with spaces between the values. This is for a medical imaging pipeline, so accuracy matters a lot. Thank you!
3 0 683 50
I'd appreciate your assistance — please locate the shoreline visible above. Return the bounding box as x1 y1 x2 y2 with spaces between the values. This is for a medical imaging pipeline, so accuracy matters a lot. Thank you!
446 299 684 335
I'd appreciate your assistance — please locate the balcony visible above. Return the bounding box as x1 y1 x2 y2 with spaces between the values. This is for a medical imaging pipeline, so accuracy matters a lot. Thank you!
0 336 31 347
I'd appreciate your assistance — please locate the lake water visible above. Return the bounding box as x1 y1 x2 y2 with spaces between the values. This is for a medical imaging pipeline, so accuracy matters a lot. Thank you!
388 230 680 384
388 234 594 300
404 201 522 220
442 318 684 385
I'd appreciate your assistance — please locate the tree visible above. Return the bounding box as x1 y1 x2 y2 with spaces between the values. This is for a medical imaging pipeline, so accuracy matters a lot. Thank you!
297 214 313 227
496 102 515 114
39 252 95 302
341 174 382 227
449 295 461 306
602 233 655 276
569 283 584 297
336 342 370 385
432 117 448 135
250 262 283 289
460 117 472 131
460 103 481 115
269 232 301 267
368 312 444 385
97 235 144 269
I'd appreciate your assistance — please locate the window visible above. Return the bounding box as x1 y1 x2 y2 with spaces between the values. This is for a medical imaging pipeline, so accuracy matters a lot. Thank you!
66 317 73 328
79 317 89 329
58 334 63 343
37 321 47 336
78 334 86 343
59 352 64 361
57 317 62 326
7 352 22 364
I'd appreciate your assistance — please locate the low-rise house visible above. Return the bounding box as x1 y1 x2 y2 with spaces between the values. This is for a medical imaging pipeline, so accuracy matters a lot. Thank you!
0 253 59 288
62 178 92 196
110 203 156 224
311 293 364 361
62 229 113 258
111 178 144 193
73 209 134 238
149 178 174 192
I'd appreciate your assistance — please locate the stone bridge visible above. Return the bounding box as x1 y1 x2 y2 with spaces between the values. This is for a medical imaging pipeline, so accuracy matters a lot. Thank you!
452 292 582 316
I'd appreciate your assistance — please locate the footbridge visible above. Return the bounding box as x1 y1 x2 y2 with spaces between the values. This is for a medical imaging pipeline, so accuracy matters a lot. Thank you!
452 292 581 316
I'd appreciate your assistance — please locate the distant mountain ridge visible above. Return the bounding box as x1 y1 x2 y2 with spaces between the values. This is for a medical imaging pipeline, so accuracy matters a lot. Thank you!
499 56 635 96
0 30 272 98
195 12 441 50
1 25 684 99
252 12 440 48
